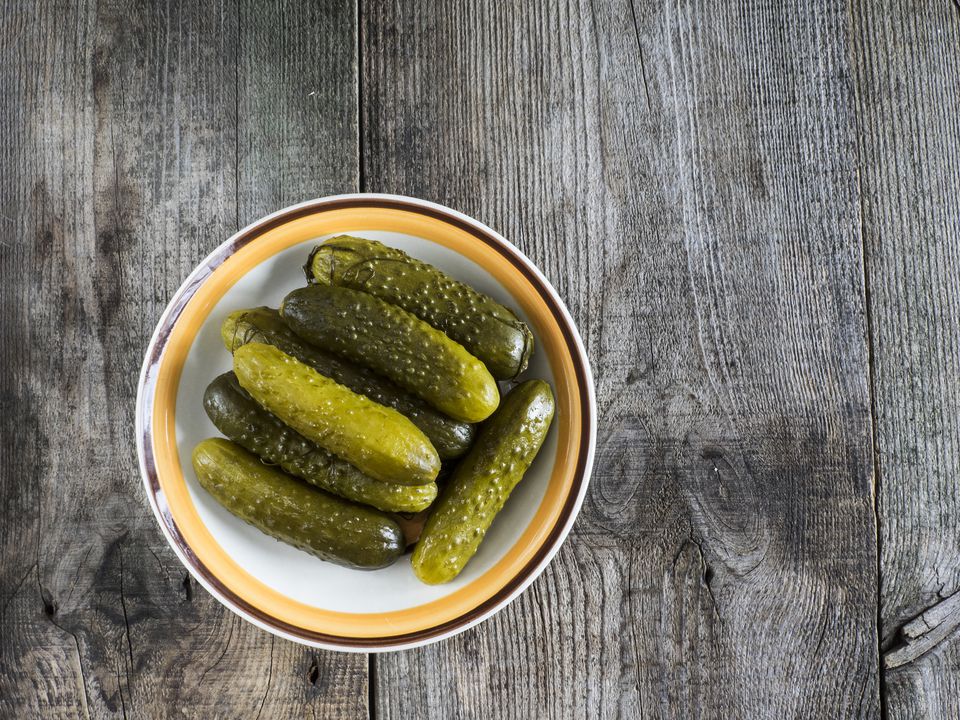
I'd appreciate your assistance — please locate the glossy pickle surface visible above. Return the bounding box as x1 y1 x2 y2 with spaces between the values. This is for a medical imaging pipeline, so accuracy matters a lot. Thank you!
221 307 475 459
233 342 441 485
203 372 438 513
411 380 556 584
191 438 405 570
281 285 500 424
306 235 534 379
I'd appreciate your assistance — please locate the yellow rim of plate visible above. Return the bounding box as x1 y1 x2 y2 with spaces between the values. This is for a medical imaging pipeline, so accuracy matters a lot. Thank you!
150 204 583 639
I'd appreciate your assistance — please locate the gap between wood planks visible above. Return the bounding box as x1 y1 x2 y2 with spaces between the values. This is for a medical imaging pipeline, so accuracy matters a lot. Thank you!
848 17 899 715
357 2 376 719
357 0 366 194
851 128 887 718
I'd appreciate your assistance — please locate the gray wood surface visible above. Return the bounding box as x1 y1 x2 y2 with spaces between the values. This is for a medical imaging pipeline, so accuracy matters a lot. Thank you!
0 1 366 718
364 1 880 716
2 0 958 717
851 1 960 718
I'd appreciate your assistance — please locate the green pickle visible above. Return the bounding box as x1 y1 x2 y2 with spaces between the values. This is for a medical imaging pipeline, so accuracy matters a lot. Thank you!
233 342 440 485
221 307 475 459
191 438 405 569
203 372 438 513
305 236 534 379
411 380 555 584
281 285 499 424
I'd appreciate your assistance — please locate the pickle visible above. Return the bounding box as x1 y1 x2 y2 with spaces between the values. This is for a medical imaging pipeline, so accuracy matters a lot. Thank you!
221 307 475 459
281 285 499 423
203 372 438 512
191 438 404 569
411 380 555 584
305 236 534 379
233 343 440 485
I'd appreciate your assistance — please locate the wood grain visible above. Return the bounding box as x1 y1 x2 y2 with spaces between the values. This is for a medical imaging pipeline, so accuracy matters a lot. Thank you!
237 0 358 223
851 0 960 717
0 1 365 717
5 0 959 715
364 0 880 717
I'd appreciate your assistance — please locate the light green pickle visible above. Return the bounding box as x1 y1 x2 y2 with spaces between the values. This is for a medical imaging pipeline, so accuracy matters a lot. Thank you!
305 236 534 379
220 307 475 460
191 438 405 569
411 380 555 584
233 342 440 485
203 372 438 513
281 285 500 424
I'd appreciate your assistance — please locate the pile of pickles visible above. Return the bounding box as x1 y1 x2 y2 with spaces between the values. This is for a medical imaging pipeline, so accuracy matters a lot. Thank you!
193 236 555 584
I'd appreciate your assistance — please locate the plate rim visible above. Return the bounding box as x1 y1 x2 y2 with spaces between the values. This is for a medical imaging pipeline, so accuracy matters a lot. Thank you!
135 193 597 652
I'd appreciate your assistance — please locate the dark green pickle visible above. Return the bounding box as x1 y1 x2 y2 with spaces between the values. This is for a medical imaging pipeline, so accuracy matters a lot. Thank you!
191 438 405 569
203 372 438 513
221 307 475 460
281 285 500 424
305 236 534 379
412 380 555 584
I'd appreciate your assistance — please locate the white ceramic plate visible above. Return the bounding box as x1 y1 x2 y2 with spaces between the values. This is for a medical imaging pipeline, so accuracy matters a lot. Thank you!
137 194 595 651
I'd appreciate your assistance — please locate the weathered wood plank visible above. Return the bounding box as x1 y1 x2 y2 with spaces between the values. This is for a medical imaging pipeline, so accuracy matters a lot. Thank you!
237 0 359 222
2 4 116 716
0 1 363 717
235 2 365 714
850 0 960 716
364 0 880 717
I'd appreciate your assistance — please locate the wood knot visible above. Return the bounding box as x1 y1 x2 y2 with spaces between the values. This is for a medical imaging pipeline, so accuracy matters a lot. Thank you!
40 587 56 617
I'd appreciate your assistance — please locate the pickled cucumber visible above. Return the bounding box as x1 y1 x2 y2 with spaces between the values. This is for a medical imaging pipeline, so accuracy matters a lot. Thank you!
305 236 534 379
411 380 555 584
203 372 438 512
233 342 440 485
221 308 475 459
192 438 405 569
281 285 499 423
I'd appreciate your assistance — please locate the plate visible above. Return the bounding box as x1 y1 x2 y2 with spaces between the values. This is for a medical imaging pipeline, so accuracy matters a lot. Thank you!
136 194 596 651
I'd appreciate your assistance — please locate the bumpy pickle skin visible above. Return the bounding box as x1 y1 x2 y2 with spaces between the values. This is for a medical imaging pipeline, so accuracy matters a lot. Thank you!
191 438 405 569
220 307 475 459
411 380 555 584
281 285 499 424
305 236 534 379
232 342 440 485
203 372 438 512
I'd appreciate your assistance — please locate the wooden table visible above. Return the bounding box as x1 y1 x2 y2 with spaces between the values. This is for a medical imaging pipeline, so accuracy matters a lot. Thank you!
2 1 958 717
